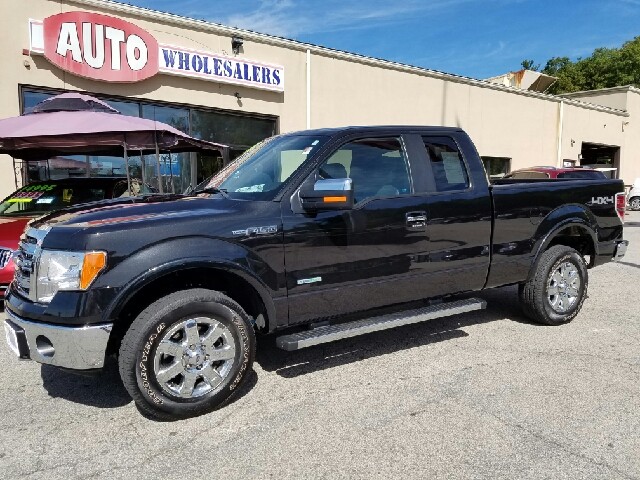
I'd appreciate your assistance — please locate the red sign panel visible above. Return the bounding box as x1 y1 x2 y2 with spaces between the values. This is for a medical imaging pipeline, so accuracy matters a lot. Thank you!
43 12 159 83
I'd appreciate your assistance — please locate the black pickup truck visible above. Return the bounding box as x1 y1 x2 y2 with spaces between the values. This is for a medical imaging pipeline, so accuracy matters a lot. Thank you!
4 126 628 419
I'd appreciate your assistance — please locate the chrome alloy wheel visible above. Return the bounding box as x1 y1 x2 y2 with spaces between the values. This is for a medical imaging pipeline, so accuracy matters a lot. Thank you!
153 317 236 399
546 261 581 313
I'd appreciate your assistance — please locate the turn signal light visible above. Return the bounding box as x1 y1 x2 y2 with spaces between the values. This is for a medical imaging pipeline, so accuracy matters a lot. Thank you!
323 196 347 203
80 251 107 289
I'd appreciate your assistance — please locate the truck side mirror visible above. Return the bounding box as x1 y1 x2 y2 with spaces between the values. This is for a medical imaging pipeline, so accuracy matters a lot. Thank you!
299 178 354 211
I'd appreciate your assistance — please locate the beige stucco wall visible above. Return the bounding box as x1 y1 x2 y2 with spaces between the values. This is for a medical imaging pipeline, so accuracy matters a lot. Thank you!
0 0 634 199
563 88 640 183
621 91 640 183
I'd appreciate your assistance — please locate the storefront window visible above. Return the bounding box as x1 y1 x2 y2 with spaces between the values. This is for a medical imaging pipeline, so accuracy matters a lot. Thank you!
106 99 140 117
191 109 275 148
22 91 55 114
142 104 190 133
20 87 277 192
27 155 88 181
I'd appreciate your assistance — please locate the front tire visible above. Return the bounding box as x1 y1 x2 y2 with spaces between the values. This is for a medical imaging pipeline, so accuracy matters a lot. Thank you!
519 245 588 325
629 197 640 211
118 288 256 420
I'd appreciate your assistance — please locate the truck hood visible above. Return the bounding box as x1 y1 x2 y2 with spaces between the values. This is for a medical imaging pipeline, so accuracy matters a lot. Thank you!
32 194 253 236
32 194 231 229
29 192 283 253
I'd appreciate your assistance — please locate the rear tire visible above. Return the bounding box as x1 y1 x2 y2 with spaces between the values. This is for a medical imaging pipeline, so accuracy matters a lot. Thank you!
629 197 640 211
519 245 588 325
118 288 256 420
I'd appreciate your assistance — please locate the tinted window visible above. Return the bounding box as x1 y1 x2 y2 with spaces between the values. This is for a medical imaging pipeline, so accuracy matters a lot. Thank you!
557 170 605 179
321 138 411 203
422 137 469 192
191 110 276 148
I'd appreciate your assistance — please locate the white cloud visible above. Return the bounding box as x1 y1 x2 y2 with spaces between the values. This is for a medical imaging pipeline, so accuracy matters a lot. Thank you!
215 0 489 38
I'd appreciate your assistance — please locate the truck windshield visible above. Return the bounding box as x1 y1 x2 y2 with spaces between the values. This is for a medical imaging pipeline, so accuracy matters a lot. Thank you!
204 134 330 200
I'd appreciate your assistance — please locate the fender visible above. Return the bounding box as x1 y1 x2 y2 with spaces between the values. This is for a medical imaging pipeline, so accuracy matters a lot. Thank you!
528 204 598 280
96 236 279 331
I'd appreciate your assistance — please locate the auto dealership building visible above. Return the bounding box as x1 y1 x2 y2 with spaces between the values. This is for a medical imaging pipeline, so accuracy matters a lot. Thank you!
0 0 638 198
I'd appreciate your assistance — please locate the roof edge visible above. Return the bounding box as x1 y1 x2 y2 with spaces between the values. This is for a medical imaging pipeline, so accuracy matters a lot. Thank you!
65 0 628 117
562 85 640 97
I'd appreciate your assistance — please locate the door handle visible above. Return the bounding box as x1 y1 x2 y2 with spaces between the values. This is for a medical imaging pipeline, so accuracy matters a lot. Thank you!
406 211 427 228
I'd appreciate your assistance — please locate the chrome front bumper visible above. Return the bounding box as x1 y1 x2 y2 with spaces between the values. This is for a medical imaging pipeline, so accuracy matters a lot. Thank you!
4 309 112 370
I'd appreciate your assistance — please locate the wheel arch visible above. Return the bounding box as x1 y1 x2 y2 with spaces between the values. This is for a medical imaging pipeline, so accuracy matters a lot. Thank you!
528 214 597 282
105 261 276 356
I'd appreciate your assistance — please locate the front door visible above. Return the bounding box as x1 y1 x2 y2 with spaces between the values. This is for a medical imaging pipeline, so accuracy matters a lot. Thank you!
282 135 433 324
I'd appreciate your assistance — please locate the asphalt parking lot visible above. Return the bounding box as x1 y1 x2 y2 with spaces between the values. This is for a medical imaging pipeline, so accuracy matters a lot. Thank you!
0 212 638 480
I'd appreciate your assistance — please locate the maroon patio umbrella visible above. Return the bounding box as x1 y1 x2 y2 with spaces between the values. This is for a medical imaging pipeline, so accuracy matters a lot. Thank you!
0 92 226 193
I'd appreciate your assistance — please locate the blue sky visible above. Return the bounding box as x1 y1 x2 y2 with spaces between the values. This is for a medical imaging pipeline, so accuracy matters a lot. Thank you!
122 0 640 79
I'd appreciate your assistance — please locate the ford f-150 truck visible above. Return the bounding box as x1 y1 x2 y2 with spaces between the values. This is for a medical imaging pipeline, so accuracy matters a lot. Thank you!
3 126 629 419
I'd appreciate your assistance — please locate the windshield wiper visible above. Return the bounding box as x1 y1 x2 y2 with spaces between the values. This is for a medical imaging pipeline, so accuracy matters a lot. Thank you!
189 187 228 197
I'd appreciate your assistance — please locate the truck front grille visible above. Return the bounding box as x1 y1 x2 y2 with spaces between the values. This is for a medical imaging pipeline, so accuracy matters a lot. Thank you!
13 227 49 301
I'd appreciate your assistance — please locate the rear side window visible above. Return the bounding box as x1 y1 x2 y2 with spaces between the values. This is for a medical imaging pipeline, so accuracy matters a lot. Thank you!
422 137 469 192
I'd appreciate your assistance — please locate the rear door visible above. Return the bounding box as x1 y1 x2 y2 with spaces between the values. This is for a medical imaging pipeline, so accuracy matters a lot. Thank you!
408 133 493 295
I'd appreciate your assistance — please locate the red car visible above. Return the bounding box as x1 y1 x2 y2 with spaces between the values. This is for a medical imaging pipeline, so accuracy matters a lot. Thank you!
503 166 607 180
0 177 152 295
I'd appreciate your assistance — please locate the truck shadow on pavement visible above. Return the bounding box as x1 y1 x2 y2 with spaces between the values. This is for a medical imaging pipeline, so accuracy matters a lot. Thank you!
257 285 533 378
39 355 259 413
40 358 131 408
36 286 530 409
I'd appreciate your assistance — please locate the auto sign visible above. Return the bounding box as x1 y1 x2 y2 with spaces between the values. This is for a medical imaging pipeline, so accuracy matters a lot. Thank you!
43 12 159 83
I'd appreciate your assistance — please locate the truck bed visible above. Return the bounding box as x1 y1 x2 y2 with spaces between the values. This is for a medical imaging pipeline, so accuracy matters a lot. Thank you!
486 178 625 288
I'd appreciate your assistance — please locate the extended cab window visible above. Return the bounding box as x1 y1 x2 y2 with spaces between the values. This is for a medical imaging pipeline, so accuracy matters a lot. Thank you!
422 137 470 192
319 137 411 203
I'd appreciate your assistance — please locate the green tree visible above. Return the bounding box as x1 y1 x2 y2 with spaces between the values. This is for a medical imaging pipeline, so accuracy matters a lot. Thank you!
520 59 540 71
541 36 640 94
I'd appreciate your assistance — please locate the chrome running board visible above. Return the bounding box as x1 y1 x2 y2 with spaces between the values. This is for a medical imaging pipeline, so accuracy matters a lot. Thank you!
276 297 486 351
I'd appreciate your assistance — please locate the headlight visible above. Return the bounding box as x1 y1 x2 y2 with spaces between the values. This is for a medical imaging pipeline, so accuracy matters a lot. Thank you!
36 250 107 303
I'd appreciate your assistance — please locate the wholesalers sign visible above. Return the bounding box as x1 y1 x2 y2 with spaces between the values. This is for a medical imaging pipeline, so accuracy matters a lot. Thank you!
159 46 283 91
29 12 285 92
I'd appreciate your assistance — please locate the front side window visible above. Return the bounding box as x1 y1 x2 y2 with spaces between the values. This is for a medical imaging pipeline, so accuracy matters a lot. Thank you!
422 137 470 192
319 137 411 203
